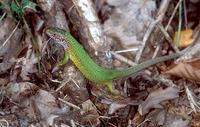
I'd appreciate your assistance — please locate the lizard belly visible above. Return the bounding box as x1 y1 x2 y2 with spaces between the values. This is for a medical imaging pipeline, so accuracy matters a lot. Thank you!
69 50 109 83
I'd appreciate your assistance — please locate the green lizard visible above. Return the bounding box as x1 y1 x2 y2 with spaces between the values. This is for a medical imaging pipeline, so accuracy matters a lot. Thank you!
46 27 182 94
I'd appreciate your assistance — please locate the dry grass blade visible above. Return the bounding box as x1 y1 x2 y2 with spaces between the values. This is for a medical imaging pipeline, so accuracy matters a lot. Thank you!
185 85 200 113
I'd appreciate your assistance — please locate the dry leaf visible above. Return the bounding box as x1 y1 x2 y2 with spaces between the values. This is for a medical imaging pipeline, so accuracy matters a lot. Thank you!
0 62 13 74
108 102 127 115
173 29 194 48
155 110 166 126
107 0 129 6
37 0 56 12
80 100 100 126
18 57 38 81
32 89 60 125
104 0 155 48
7 82 39 102
167 119 189 127
166 58 200 81
138 87 179 115
0 115 19 127
107 98 139 114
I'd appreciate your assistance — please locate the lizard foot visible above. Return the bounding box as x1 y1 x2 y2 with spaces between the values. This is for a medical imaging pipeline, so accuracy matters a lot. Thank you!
104 81 120 95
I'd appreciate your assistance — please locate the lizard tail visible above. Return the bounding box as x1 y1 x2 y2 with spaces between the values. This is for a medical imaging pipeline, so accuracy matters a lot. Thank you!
111 53 181 79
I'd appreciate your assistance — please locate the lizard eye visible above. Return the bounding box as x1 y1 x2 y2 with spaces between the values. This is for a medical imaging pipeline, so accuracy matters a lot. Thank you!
61 39 64 42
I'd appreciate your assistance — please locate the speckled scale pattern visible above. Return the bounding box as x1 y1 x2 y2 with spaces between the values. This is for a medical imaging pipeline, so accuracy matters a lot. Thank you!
64 32 180 82
47 28 182 93
65 32 118 83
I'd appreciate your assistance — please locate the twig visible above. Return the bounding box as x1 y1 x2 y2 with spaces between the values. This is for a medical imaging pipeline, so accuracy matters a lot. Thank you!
135 0 172 63
156 0 172 21
41 38 51 57
153 0 183 58
110 51 136 66
175 0 183 46
56 78 71 92
165 0 183 30
70 120 77 127
58 98 81 110
71 0 109 51
185 85 200 113
0 12 6 22
183 0 188 29
157 23 179 52
135 20 159 63
137 118 151 127
0 21 20 50
115 48 138 53
0 119 9 127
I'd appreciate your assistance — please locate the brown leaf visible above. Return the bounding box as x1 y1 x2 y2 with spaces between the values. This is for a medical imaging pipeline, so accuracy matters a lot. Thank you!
107 0 129 6
108 102 127 115
32 89 60 125
166 58 200 81
107 98 139 114
7 82 39 102
138 87 179 115
0 62 13 74
167 119 189 127
80 100 100 126
0 18 23 61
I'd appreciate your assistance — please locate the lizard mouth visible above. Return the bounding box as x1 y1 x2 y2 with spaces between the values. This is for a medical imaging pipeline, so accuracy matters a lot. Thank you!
46 28 69 49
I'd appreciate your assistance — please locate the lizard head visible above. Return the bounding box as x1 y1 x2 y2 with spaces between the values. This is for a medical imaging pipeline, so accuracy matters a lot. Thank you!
46 27 68 49
46 27 66 40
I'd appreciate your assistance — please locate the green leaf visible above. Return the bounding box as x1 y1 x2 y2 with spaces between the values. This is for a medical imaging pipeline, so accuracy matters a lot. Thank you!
22 0 29 7
22 0 36 12
10 2 23 15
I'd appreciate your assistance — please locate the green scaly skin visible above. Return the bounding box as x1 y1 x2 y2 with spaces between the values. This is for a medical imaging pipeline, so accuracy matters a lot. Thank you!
46 27 181 94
